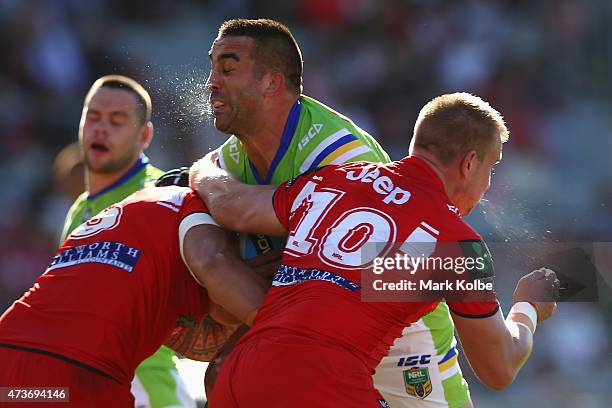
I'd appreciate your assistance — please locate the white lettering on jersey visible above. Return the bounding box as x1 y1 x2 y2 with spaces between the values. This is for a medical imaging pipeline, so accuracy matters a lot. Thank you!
285 178 436 271
298 123 323 151
346 165 411 205
447 204 460 215
71 206 123 239
229 137 240 163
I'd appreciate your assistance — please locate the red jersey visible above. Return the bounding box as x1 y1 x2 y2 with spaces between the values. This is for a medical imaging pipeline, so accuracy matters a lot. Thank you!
246 157 498 371
0 186 214 384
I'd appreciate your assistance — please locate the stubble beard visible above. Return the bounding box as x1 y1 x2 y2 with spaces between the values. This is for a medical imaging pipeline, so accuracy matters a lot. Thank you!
84 148 138 175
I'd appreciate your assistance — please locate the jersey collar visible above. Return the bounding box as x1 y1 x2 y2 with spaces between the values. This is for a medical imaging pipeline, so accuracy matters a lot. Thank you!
398 156 450 199
249 99 301 185
87 154 150 200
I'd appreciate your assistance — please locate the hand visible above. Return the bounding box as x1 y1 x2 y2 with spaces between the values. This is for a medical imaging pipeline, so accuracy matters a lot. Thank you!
513 268 560 323
189 151 226 192
155 167 189 187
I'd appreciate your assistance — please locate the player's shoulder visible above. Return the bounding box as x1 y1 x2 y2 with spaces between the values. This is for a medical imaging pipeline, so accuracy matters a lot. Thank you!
124 185 195 206
299 95 371 140
433 203 481 242
296 96 389 172
68 191 89 210
62 192 89 232
144 164 165 180
217 136 243 171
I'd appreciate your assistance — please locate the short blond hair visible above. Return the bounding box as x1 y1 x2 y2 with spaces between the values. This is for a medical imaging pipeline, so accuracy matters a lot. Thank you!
84 75 152 125
411 92 508 164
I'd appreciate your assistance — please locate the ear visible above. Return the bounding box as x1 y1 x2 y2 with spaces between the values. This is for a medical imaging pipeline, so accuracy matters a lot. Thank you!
140 121 154 150
261 72 285 96
459 150 478 179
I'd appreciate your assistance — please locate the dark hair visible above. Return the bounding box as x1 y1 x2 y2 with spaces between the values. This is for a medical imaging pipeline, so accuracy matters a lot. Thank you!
85 75 152 125
218 19 303 95
412 93 509 164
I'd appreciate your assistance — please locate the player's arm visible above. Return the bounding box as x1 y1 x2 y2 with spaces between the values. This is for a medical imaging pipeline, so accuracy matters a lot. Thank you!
182 221 269 325
451 268 559 390
189 156 286 236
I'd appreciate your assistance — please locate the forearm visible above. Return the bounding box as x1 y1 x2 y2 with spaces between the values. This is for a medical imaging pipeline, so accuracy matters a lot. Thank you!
494 312 534 385
454 304 536 390
196 250 268 326
189 157 272 233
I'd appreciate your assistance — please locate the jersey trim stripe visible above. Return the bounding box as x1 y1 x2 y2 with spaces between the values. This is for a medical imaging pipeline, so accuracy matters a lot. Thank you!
439 354 459 373
88 154 149 200
325 145 373 166
299 128 353 173
250 100 301 184
438 346 457 365
304 134 358 172
178 212 218 278
320 140 363 165
448 303 500 319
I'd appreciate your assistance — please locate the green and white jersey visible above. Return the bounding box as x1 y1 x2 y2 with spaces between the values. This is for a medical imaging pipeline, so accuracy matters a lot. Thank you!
218 95 390 184
60 155 164 242
218 95 468 408
61 155 194 407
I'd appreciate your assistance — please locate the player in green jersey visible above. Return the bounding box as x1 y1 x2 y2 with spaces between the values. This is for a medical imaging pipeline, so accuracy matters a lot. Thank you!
194 19 472 408
61 75 196 408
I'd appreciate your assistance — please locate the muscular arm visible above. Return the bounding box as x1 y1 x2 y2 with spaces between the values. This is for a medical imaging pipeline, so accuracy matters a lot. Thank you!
189 156 286 236
452 309 533 390
182 223 269 325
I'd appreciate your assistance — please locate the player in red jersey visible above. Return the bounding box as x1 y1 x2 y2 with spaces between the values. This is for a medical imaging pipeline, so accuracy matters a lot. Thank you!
190 93 560 407
0 186 267 407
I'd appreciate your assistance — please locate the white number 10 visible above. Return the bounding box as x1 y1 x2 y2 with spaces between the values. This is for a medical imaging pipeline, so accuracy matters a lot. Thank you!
285 180 438 270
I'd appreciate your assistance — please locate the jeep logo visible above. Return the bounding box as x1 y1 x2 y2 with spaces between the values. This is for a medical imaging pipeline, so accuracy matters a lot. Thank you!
346 165 411 205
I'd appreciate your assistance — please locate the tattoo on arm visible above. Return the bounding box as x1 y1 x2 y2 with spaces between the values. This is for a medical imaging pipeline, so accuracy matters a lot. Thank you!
164 314 238 361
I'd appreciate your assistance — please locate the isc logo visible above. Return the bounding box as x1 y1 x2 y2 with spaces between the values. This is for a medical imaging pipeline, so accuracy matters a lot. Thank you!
298 123 323 151
397 354 431 367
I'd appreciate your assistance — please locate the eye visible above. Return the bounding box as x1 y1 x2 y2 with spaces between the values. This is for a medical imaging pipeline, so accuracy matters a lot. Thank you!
110 113 128 126
86 111 100 122
222 68 234 74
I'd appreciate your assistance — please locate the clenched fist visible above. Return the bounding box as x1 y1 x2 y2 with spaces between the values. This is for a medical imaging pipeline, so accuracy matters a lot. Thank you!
513 268 560 323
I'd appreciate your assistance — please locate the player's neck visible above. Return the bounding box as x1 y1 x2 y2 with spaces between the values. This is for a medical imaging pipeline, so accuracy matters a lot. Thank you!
410 152 451 192
239 97 297 180
85 158 139 197
411 151 464 208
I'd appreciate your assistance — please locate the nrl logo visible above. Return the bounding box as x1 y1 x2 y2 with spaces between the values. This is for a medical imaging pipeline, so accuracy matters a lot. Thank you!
403 367 432 399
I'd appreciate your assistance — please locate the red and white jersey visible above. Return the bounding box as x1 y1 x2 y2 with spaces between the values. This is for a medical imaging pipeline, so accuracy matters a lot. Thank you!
245 157 498 371
0 186 216 384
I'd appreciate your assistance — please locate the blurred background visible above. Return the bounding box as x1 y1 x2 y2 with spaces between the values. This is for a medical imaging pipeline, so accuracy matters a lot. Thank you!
0 0 610 406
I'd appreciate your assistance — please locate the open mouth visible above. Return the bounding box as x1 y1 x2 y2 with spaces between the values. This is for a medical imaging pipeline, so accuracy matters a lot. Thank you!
90 142 109 153
210 100 226 112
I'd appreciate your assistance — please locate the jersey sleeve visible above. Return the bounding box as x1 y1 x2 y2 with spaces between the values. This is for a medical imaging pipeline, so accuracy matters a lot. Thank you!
60 193 88 243
298 129 389 174
444 239 500 318
178 191 219 264
217 137 245 179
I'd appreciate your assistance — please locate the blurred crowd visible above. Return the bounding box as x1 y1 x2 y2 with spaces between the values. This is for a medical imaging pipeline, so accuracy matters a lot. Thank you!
0 0 610 406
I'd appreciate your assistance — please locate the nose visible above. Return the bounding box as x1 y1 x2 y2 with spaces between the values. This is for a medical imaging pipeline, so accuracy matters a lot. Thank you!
206 70 220 92
90 119 110 138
